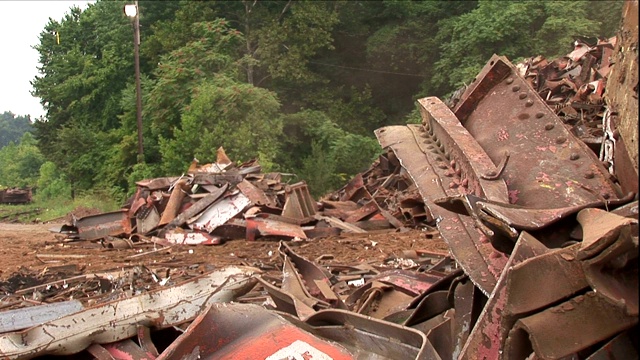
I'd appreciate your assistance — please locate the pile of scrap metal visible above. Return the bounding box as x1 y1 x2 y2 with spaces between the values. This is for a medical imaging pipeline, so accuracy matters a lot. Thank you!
1 43 638 359
371 51 638 358
0 188 31 204
63 147 420 247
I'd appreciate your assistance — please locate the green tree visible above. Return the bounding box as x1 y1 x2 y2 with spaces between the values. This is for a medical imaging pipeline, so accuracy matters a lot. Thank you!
0 133 45 188
0 112 33 149
159 75 283 174
431 1 618 93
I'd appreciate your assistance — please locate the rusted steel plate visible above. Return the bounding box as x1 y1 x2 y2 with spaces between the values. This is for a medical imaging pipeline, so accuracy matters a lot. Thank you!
506 243 588 310
237 179 276 207
157 303 354 360
282 181 317 220
0 267 259 360
75 209 131 241
418 97 509 203
459 232 548 360
245 216 307 241
192 192 251 233
376 125 507 295
373 270 444 297
503 291 638 359
452 55 621 208
344 200 379 223
577 208 639 316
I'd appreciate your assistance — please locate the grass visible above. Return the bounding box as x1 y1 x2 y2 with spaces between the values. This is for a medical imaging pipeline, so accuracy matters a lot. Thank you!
0 191 122 223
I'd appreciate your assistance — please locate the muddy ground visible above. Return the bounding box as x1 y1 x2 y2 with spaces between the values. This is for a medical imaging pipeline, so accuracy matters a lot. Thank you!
0 221 450 305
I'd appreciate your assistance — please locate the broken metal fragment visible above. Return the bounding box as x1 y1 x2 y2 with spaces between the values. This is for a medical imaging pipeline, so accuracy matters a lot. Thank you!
0 267 259 360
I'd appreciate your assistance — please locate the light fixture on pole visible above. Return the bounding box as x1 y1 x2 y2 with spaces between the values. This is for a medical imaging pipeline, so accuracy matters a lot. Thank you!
124 1 144 163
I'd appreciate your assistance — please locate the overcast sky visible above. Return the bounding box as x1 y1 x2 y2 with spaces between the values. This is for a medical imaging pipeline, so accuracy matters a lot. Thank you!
0 1 95 120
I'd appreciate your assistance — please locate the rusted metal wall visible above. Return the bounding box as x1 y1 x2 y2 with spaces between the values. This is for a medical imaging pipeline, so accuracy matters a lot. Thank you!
605 0 639 188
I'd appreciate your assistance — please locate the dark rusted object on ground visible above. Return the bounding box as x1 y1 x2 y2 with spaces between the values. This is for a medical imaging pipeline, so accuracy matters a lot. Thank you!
0 188 32 204
74 209 132 241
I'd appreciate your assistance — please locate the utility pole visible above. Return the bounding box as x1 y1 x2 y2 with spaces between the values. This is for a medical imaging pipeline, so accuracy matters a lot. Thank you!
125 1 144 163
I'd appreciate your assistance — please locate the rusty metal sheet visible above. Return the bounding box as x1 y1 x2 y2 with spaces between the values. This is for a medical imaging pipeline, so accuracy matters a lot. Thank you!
237 179 276 207
282 181 317 220
450 276 475 359
577 208 639 316
505 243 588 317
436 193 635 232
373 270 444 297
418 97 509 203
158 179 188 226
192 192 251 233
192 173 243 186
75 209 132 241
452 55 621 208
135 177 179 191
343 200 379 223
376 125 508 295
459 231 548 360
245 216 307 241
157 303 354 360
503 291 638 359
0 267 259 360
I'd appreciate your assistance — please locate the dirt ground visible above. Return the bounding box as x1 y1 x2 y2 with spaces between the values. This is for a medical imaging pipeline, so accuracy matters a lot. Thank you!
0 221 449 299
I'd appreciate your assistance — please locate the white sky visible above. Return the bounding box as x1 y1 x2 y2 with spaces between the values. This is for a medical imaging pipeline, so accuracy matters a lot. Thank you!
0 1 95 120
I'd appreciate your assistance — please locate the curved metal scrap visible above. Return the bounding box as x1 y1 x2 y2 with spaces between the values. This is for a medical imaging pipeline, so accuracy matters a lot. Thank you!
376 125 508 295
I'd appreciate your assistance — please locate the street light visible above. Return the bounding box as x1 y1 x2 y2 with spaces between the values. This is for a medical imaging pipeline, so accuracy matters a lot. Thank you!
124 1 144 163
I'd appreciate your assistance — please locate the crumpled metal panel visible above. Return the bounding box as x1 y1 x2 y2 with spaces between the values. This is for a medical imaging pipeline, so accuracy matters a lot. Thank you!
279 242 346 311
453 55 622 208
376 125 508 295
0 267 259 360
246 216 307 241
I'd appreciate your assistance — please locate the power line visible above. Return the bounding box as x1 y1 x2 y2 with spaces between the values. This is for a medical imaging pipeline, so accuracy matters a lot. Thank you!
307 60 426 78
